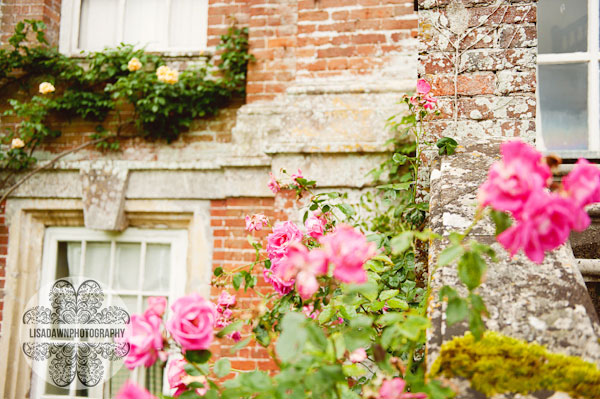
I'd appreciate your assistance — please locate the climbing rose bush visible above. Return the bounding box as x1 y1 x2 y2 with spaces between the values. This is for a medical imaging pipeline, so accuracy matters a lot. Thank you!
479 141 600 263
115 82 600 399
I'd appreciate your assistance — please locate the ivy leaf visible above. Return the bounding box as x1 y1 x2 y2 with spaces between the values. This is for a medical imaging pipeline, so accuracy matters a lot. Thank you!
436 137 458 155
214 358 231 378
490 210 512 236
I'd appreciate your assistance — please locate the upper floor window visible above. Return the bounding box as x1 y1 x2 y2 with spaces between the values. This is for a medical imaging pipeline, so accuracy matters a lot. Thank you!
537 0 600 155
59 0 208 55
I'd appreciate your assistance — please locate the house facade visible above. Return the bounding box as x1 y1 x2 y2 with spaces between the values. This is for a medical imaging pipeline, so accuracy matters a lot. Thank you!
0 0 598 398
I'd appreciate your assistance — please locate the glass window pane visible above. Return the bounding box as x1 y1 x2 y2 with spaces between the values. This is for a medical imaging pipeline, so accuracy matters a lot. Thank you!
84 242 111 286
78 0 119 51
114 243 141 290
170 0 206 49
143 244 171 291
538 0 587 54
123 0 166 50
56 241 81 278
539 63 588 150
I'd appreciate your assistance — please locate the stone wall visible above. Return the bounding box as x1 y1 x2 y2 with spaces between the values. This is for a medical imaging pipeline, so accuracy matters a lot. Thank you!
418 0 536 141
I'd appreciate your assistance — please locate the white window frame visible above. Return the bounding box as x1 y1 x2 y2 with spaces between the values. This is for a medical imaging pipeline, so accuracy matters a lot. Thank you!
537 0 600 158
31 227 188 399
59 0 209 56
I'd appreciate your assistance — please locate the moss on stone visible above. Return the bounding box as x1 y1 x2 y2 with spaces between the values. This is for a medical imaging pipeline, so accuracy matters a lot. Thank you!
429 331 600 398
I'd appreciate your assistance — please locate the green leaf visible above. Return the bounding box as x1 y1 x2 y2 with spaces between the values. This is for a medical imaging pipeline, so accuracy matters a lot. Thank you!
446 297 469 325
232 273 243 290
342 364 367 377
306 322 328 351
438 244 464 267
336 203 355 217
457 251 487 291
391 231 414 254
276 313 307 362
436 137 458 155
469 310 486 340
184 363 202 376
379 289 399 301
184 350 211 364
490 210 512 236
386 298 409 310
318 306 335 324
214 358 231 378
216 320 243 338
213 267 223 277
230 337 251 354
353 280 379 302
398 315 430 341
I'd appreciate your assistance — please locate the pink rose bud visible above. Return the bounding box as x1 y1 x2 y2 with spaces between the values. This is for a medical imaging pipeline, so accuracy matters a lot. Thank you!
146 296 167 318
379 378 427 399
349 348 367 363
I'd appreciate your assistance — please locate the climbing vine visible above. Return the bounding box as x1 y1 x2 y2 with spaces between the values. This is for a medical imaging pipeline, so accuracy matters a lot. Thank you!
0 20 253 172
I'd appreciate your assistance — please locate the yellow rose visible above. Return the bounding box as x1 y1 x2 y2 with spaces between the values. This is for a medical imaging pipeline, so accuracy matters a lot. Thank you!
156 66 179 85
39 82 55 94
127 57 142 72
10 138 25 149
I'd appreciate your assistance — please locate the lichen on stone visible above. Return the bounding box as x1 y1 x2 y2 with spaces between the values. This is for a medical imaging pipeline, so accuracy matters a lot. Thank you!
429 331 600 398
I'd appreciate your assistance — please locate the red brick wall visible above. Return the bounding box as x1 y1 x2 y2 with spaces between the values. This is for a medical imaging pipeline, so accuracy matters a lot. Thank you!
418 0 537 140
0 0 61 46
247 0 418 102
0 202 7 337
209 194 300 372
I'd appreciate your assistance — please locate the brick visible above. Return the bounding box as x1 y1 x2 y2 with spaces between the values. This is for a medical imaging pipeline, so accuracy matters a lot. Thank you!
432 73 496 96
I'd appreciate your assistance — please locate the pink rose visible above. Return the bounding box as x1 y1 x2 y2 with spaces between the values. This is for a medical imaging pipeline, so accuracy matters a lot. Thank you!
349 348 367 363
302 304 320 319
116 381 156 399
166 294 216 351
245 214 269 232
266 221 303 261
305 213 327 239
291 168 304 183
268 172 280 194
168 359 207 397
423 93 437 110
416 78 431 96
121 312 163 370
263 259 295 296
229 331 242 342
379 378 427 399
217 291 236 310
145 296 167 318
497 190 577 264
562 159 600 230
319 224 376 284
478 141 551 216
277 244 328 299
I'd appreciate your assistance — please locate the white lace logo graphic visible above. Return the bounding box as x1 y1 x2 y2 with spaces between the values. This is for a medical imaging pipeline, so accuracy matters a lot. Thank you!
21 278 130 388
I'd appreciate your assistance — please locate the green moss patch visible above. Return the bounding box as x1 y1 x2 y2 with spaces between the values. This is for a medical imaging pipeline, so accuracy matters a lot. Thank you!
430 331 600 398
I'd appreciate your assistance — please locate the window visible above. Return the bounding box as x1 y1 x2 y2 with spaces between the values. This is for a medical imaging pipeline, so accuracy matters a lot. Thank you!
31 227 187 399
537 0 600 155
59 0 209 54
